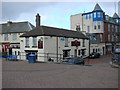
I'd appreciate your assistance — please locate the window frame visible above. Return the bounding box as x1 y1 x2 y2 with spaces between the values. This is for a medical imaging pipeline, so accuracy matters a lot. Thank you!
25 37 29 47
98 12 101 17
65 38 69 47
98 22 101 29
12 34 17 41
33 37 37 47
4 34 9 41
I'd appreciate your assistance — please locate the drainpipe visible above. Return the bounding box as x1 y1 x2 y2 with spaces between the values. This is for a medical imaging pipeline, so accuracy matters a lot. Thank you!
89 38 90 56
56 37 58 62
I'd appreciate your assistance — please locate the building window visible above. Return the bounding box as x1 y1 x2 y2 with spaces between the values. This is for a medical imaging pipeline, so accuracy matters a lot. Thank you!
93 36 97 41
15 51 17 55
100 34 103 42
94 12 96 18
82 39 85 47
94 22 97 29
116 35 118 41
108 34 110 41
112 25 114 32
87 26 90 33
25 37 29 47
106 15 109 21
76 25 80 31
78 50 81 56
108 24 110 32
112 35 114 41
33 37 37 47
12 34 17 41
89 14 91 19
96 49 98 52
86 14 88 19
115 26 118 32
81 49 86 56
93 49 95 53
4 34 8 41
98 22 101 29
18 51 20 55
91 14 93 19
38 38 43 49
65 38 68 47
98 12 101 17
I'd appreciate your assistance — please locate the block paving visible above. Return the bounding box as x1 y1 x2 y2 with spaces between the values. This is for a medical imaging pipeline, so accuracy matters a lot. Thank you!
2 55 118 88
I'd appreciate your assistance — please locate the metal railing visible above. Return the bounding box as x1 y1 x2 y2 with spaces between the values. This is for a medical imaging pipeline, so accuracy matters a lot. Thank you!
1 52 76 62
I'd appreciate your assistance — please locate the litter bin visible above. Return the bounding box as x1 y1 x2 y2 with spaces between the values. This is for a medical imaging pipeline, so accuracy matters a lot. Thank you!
28 54 36 63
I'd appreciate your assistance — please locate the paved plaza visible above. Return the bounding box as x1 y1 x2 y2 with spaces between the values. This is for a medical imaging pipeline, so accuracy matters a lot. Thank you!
2 55 118 88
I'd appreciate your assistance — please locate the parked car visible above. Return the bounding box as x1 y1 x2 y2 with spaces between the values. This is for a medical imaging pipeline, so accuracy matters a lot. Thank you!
110 48 120 68
89 52 100 59
62 57 85 65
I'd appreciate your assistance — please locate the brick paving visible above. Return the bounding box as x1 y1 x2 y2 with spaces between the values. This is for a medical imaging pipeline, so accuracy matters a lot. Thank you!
2 55 118 88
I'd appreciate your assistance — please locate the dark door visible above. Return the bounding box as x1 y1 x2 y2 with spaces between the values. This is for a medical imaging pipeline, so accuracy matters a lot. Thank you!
9 48 12 55
103 47 104 55
74 49 77 57
63 50 70 58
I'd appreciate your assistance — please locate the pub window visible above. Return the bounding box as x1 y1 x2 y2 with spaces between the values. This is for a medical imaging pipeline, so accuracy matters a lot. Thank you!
65 38 68 47
33 37 37 47
82 39 85 47
25 37 29 46
38 38 43 49
78 50 81 56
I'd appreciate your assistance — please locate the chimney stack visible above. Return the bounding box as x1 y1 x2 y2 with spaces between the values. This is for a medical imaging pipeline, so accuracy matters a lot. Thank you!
36 13 40 27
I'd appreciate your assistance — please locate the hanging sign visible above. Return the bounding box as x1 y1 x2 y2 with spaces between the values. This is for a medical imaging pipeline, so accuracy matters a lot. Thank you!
71 40 80 46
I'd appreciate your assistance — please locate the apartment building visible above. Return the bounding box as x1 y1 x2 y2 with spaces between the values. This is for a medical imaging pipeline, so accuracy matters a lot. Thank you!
71 3 120 54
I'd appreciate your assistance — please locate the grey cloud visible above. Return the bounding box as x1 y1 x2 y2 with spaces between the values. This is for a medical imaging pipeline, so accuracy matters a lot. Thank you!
2 2 57 22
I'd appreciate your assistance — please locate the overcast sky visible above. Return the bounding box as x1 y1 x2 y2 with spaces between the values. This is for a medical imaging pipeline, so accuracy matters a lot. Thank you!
1 1 119 29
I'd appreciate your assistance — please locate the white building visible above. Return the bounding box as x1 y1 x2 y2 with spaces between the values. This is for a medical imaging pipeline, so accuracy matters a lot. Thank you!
0 21 35 55
20 25 89 62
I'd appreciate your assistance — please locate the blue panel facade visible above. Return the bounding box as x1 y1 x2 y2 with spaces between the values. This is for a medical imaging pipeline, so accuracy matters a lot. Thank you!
93 11 104 21
83 10 104 21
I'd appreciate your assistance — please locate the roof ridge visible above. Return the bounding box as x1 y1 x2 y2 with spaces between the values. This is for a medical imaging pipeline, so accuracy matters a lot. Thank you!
0 21 29 25
41 26 45 35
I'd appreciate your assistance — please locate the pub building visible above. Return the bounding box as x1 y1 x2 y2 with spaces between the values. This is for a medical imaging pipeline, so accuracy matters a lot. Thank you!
19 13 89 62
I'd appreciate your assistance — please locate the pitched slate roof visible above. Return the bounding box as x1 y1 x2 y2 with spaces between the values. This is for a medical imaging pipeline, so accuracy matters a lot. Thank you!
86 33 100 44
0 21 35 34
113 12 119 18
20 25 88 39
93 3 103 11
